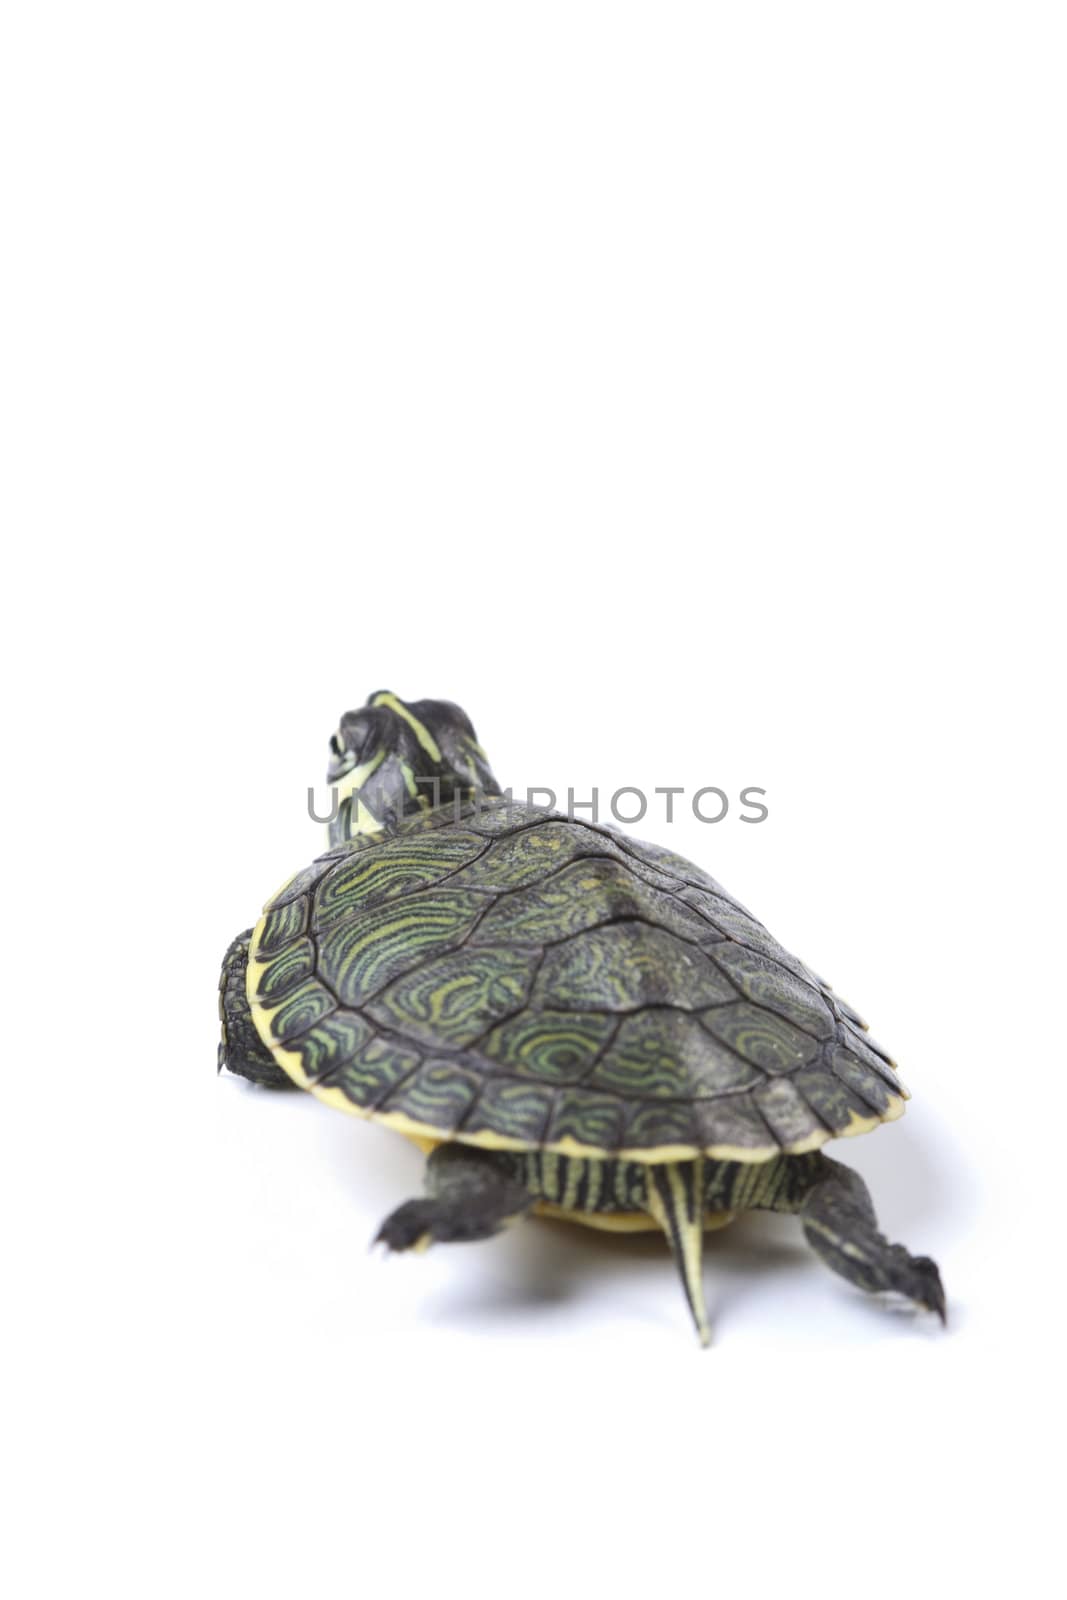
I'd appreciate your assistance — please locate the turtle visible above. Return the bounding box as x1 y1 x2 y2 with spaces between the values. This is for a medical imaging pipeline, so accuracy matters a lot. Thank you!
219 689 946 1343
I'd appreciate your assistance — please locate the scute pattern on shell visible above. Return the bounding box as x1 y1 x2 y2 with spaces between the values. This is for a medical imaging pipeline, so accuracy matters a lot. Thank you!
249 803 906 1160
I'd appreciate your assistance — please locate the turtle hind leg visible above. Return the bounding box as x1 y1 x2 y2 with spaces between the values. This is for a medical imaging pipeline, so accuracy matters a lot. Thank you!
797 1155 946 1323
646 1159 711 1347
218 929 297 1089
376 1144 533 1253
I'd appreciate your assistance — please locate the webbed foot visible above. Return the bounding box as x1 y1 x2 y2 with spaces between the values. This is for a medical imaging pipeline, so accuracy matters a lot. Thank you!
375 1145 533 1253
800 1157 946 1322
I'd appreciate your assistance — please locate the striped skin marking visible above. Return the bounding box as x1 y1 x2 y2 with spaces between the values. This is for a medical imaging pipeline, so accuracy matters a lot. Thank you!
326 694 505 848
517 1152 740 1237
561 1153 584 1212
370 692 442 761
398 760 419 800
334 750 386 807
397 1144 811 1228
646 1161 710 1345
730 1159 770 1211
584 1156 603 1213
533 1153 571 1212
332 750 391 840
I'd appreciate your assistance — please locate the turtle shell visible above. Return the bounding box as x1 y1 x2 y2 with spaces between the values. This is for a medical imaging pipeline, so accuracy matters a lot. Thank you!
247 803 906 1162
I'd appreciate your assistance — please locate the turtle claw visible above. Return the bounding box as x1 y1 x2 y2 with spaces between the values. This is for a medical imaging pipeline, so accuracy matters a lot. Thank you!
856 1241 949 1325
374 1200 437 1254
908 1255 947 1324
800 1164 947 1327
880 1245 947 1323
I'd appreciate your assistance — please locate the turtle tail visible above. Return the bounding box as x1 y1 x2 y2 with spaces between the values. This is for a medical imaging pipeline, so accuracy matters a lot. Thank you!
645 1159 710 1346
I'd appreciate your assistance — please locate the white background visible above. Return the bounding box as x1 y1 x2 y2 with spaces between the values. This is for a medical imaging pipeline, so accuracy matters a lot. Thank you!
3 4 1064 1597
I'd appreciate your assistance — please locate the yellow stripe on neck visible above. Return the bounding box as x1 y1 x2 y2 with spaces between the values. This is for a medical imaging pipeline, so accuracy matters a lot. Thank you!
371 693 442 761
334 750 385 804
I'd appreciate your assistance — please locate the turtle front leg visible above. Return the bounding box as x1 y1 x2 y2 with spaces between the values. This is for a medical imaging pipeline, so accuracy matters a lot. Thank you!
218 929 297 1089
376 1145 534 1252
796 1155 946 1322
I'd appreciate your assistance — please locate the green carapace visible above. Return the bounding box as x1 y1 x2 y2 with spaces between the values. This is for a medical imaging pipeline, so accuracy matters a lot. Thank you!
219 690 945 1343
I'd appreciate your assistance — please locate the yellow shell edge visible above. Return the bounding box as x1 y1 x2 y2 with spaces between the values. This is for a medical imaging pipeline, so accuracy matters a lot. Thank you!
248 918 908 1166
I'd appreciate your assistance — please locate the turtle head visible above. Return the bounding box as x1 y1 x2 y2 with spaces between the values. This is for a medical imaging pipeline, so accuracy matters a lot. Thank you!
326 690 501 843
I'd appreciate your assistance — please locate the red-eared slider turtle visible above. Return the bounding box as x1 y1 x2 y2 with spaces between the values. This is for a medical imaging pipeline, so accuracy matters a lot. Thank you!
219 690 945 1342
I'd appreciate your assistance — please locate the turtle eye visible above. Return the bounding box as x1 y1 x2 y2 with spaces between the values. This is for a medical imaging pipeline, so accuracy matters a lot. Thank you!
329 732 345 757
